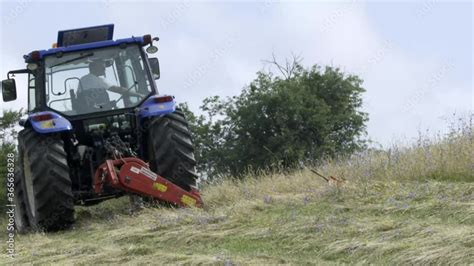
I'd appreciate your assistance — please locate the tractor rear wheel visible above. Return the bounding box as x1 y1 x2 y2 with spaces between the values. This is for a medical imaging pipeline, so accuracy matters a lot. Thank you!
17 128 75 231
147 109 198 191
12 144 30 233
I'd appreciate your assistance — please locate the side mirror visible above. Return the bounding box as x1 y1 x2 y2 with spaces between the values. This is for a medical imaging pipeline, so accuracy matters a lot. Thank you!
1 79 17 102
148 58 160 79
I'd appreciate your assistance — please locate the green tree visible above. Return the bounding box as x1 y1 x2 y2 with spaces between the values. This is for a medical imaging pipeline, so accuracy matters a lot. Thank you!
184 59 368 177
0 109 23 210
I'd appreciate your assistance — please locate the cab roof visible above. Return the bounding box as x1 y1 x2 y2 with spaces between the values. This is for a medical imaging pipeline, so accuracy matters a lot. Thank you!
24 24 148 62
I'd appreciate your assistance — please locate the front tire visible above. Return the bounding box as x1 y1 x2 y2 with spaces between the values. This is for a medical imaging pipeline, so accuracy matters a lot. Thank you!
18 128 75 231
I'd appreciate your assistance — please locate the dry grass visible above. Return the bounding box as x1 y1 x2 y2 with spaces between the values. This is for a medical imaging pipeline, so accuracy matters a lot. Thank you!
1 119 473 264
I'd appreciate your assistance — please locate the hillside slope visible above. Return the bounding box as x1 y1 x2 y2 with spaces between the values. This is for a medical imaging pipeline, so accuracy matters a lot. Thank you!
1 127 473 264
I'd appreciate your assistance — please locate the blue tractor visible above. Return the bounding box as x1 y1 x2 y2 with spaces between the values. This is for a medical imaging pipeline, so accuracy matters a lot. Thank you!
1 25 201 232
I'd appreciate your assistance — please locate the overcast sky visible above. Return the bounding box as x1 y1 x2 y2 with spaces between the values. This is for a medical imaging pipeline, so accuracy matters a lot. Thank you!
0 0 472 147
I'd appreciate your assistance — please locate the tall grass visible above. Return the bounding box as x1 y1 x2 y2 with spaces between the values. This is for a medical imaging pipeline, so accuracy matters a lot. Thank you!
204 115 473 208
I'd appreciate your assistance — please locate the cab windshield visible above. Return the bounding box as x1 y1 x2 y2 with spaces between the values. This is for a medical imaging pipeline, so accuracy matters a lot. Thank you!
44 44 153 116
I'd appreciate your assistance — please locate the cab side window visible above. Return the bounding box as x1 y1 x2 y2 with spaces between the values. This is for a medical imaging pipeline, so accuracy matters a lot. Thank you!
28 74 36 111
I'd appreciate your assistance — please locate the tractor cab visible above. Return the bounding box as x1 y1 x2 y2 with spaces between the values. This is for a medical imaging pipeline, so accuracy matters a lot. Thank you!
2 24 162 118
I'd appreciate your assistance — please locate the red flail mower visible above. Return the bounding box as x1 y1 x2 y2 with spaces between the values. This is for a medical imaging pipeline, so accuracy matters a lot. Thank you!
94 157 203 208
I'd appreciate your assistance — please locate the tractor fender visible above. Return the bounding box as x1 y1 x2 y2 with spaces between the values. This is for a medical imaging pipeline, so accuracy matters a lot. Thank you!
27 111 72 133
138 95 176 118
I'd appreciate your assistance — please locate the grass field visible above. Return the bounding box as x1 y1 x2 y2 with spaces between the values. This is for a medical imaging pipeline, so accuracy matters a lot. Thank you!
1 122 473 264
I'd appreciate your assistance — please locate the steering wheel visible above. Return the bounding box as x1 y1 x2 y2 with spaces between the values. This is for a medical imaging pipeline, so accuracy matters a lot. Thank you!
109 83 144 106
107 86 143 97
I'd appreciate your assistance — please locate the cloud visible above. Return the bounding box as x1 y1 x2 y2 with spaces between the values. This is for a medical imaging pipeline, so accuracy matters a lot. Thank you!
0 1 471 146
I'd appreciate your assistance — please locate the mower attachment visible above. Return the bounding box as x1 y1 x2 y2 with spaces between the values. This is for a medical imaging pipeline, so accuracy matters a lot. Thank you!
93 157 203 207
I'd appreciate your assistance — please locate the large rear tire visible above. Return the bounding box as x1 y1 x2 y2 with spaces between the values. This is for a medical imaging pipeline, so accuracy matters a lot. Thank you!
147 109 198 190
13 145 30 233
18 128 75 231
